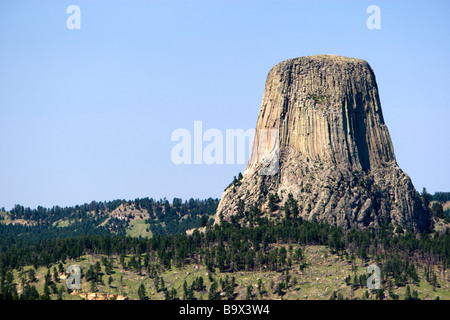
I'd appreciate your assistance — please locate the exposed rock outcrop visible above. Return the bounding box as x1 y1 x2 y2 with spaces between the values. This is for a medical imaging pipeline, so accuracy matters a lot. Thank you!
71 291 128 300
215 55 432 233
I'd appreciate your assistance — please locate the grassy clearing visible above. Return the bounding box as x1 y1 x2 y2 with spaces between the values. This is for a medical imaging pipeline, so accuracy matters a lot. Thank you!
53 220 71 228
126 219 152 238
10 245 450 300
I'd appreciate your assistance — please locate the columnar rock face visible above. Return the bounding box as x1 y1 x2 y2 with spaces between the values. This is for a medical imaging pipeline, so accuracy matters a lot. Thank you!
215 55 432 233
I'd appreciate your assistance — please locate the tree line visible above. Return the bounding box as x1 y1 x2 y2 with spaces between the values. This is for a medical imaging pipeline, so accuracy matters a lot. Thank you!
1 212 448 284
1 192 449 300
0 197 219 248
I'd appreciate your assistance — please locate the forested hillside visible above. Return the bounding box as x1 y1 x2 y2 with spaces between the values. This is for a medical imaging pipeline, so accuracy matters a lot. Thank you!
0 197 218 246
0 192 449 300
0 215 449 300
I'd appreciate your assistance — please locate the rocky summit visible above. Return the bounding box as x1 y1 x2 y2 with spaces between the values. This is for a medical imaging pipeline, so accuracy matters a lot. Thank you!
215 55 432 233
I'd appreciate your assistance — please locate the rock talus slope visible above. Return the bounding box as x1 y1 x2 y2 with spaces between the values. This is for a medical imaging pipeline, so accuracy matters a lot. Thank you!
215 55 432 233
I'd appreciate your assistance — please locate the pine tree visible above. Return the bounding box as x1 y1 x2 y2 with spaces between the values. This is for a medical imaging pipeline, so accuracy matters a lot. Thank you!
42 282 51 300
57 285 65 300
274 282 285 298
421 188 431 208
90 279 97 292
173 288 178 299
364 290 370 299
183 280 188 299
208 281 220 300
28 269 36 283
44 269 51 286
405 285 412 300
375 289 385 300
21 284 39 300
53 267 60 283
246 285 253 300
138 282 147 300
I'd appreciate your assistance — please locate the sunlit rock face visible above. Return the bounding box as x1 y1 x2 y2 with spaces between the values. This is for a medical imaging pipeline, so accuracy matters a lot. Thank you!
215 55 432 233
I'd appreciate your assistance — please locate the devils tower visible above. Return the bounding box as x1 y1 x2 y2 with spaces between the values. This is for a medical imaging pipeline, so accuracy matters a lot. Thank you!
215 55 432 233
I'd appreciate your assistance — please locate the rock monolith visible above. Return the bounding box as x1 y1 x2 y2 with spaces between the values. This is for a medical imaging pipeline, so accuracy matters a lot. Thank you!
215 55 431 233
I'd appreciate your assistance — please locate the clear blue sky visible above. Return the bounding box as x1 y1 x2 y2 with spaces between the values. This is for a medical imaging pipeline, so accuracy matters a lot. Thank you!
1 0 449 209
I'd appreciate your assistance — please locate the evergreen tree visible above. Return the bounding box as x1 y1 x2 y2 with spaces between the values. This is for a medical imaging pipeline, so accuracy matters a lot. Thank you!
412 289 419 300
431 202 444 219
274 282 286 298
138 282 147 300
375 289 385 300
208 282 220 300
421 188 431 208
53 267 60 283
28 269 36 283
42 282 51 300
245 285 253 300
404 285 412 300
90 279 97 292
58 285 65 300
21 284 39 300
44 269 51 286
